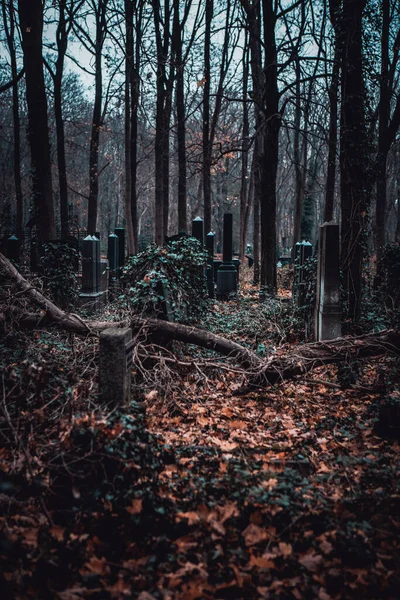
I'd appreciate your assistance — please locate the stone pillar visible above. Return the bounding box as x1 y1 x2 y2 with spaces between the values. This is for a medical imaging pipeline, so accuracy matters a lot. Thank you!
293 240 313 307
217 213 237 298
99 328 132 407
81 235 99 292
7 235 20 263
107 233 119 281
114 227 125 272
206 231 215 298
80 235 106 310
192 217 204 246
315 222 341 341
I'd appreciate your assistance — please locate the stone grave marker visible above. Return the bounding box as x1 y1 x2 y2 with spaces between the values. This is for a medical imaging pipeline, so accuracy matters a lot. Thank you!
99 327 132 406
315 222 341 341
79 235 107 310
192 217 204 246
206 231 215 298
293 241 313 307
107 233 119 282
217 213 238 298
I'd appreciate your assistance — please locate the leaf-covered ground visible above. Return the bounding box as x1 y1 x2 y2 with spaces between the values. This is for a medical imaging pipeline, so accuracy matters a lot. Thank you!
1 274 400 599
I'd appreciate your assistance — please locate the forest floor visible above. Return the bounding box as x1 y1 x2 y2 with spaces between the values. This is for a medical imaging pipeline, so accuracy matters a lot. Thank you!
1 267 400 600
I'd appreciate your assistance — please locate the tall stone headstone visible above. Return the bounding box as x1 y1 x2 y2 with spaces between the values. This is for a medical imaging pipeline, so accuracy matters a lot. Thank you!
81 235 99 292
192 217 204 246
99 327 132 407
80 235 106 310
114 227 125 273
217 213 237 298
107 233 119 281
315 222 341 341
6 235 20 263
293 240 313 307
206 231 215 298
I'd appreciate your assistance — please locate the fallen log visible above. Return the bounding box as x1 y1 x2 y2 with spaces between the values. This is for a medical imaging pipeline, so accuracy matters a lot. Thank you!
1 251 399 387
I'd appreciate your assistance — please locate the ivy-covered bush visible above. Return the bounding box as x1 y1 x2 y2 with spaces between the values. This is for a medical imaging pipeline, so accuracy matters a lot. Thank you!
120 237 209 323
40 241 80 309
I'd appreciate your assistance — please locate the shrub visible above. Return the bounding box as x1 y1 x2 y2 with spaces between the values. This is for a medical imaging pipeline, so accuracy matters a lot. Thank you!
120 237 209 323
40 241 80 309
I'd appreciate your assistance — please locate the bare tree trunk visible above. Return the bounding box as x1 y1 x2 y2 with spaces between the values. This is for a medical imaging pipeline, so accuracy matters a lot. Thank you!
324 0 341 223
87 0 108 234
2 0 23 232
340 0 370 319
18 0 56 242
239 35 250 262
173 0 187 233
54 0 70 240
202 0 213 235
124 0 135 254
375 0 390 265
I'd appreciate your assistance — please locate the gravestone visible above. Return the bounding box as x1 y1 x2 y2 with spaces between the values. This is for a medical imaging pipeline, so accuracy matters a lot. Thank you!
99 327 132 407
79 235 106 310
114 227 125 275
315 222 341 341
293 241 313 307
192 217 204 246
107 233 119 281
217 213 237 298
206 231 215 298
6 235 20 263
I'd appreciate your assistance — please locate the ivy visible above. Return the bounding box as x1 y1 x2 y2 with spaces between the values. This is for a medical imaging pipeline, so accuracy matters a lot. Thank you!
120 237 209 323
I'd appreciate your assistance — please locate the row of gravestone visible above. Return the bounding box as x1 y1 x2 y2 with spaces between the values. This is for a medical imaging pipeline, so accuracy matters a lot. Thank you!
98 222 342 408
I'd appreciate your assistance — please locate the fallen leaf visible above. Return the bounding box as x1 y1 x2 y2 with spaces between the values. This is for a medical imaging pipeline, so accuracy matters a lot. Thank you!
242 523 269 546
298 551 323 572
126 498 143 515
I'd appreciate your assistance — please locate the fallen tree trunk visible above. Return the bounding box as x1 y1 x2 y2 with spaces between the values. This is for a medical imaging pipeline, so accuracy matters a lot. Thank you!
1 252 399 387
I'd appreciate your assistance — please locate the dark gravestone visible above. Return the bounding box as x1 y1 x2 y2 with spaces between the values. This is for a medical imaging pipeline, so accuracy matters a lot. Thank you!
99 327 132 407
6 235 20 263
206 231 215 298
114 227 125 272
81 235 99 292
80 235 106 310
246 255 254 268
107 233 119 281
217 213 237 298
293 241 313 307
192 217 204 246
315 222 341 341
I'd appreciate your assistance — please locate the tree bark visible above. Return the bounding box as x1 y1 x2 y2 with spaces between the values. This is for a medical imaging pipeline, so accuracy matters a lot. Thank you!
324 0 341 223
87 0 108 234
340 0 370 320
18 0 56 242
2 0 23 232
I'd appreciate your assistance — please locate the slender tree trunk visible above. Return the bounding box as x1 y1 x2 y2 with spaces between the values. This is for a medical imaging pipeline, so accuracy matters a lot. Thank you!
292 59 304 252
260 0 279 293
340 0 369 319
87 0 107 234
18 0 56 242
324 0 341 223
203 0 213 235
54 1 69 240
173 0 187 233
253 145 261 285
376 0 390 264
3 0 23 232
239 35 250 262
124 0 135 254
130 0 142 253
